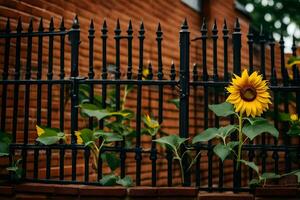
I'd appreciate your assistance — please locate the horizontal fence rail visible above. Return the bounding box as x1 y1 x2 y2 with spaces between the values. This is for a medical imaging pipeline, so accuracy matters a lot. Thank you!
0 16 300 192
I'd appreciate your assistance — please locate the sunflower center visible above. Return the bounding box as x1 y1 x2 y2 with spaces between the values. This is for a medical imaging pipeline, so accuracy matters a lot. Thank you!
240 86 257 102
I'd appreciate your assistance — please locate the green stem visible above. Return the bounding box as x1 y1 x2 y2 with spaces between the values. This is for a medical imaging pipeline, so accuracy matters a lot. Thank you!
236 112 243 169
178 158 185 185
174 150 185 185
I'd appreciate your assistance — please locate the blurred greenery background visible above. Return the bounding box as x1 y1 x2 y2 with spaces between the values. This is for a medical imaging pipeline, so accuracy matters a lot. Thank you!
236 0 300 52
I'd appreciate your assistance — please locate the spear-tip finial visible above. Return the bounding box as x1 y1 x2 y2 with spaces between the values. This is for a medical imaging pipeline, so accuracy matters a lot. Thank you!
157 22 161 32
89 19 94 29
181 18 188 29
49 17 54 31
38 17 44 31
234 17 240 30
16 16 22 32
223 19 227 29
201 17 207 31
5 18 10 32
60 17 65 30
72 14 79 29
28 17 33 32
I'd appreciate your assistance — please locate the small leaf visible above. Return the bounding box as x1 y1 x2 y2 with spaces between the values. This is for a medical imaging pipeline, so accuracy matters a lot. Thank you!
261 172 280 179
143 114 160 129
249 179 261 188
99 174 118 186
0 131 12 156
36 127 65 145
243 121 279 140
287 124 300 136
192 128 219 144
154 135 188 152
218 125 237 138
278 113 291 122
101 153 120 172
240 160 259 175
227 141 239 149
168 98 180 109
244 117 267 125
79 103 128 120
213 144 231 162
208 102 235 117
77 128 94 144
116 176 133 187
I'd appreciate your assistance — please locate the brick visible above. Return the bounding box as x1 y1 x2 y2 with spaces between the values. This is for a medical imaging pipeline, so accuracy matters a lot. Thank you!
15 183 55 194
255 187 299 197
128 187 157 197
157 187 198 197
79 186 126 197
198 192 254 200
0 185 14 196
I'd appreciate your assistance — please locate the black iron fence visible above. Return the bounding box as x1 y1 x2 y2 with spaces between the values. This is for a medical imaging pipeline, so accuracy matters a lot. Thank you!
0 15 300 192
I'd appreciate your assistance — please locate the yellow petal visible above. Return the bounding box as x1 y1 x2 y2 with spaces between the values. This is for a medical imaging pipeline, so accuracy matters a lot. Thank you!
75 131 83 144
36 125 45 137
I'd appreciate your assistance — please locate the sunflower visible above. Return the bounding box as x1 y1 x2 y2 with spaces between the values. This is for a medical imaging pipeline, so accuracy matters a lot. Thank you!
75 131 83 144
36 125 45 137
226 69 271 117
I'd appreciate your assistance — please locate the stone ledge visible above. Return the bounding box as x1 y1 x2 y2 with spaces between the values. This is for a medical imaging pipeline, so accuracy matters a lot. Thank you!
198 192 254 200
79 185 127 197
255 187 300 197
0 185 14 195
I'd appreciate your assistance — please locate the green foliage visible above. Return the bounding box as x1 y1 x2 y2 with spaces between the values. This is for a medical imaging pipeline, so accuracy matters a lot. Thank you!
208 102 235 117
168 98 180 109
36 126 65 145
6 158 22 182
154 135 188 153
79 103 130 121
99 174 133 187
240 160 259 175
237 0 300 42
192 128 219 143
287 56 300 68
0 131 12 156
142 115 160 136
101 153 120 172
116 175 133 187
243 120 279 140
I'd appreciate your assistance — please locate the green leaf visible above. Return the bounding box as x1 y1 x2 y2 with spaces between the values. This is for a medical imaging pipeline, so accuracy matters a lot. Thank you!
249 179 261 188
0 131 12 156
278 113 292 122
261 173 280 179
192 128 219 144
293 171 300 183
287 56 300 67
227 141 239 149
99 174 118 186
36 127 65 145
168 98 180 109
154 135 188 152
102 132 123 143
213 144 231 162
244 117 267 125
79 103 128 120
101 153 120 172
143 115 160 129
243 121 279 140
218 125 237 138
208 102 235 117
116 176 133 187
78 128 94 144
240 160 259 175
287 124 300 136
